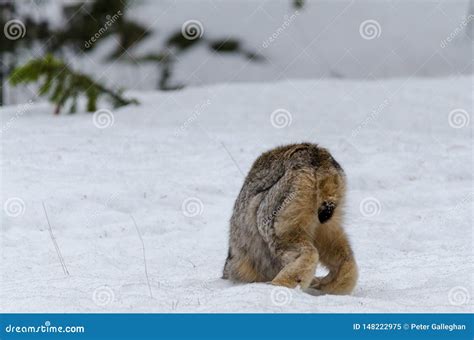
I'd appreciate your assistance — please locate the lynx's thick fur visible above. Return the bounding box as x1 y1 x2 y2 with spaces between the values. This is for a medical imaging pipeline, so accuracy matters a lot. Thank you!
223 143 357 294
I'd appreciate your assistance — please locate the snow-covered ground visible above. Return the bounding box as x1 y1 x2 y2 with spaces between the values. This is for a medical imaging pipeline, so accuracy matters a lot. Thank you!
0 75 472 312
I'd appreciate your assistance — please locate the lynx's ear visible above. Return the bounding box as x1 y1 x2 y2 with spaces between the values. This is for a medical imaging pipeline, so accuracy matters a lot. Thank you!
318 201 336 224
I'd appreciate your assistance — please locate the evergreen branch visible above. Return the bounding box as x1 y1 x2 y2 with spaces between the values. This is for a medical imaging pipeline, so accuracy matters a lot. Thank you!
9 54 138 114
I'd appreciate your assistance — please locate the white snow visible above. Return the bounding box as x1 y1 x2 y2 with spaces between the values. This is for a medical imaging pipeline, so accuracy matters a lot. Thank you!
1 75 473 312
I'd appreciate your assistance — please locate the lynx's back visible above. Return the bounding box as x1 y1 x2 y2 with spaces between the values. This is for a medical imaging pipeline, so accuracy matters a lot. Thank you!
223 143 346 283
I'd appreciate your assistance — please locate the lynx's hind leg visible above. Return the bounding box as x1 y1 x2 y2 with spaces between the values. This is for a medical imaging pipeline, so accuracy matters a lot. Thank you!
223 253 266 282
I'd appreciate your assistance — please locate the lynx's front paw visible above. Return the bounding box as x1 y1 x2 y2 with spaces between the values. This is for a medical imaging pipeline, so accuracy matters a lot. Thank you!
271 276 299 289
